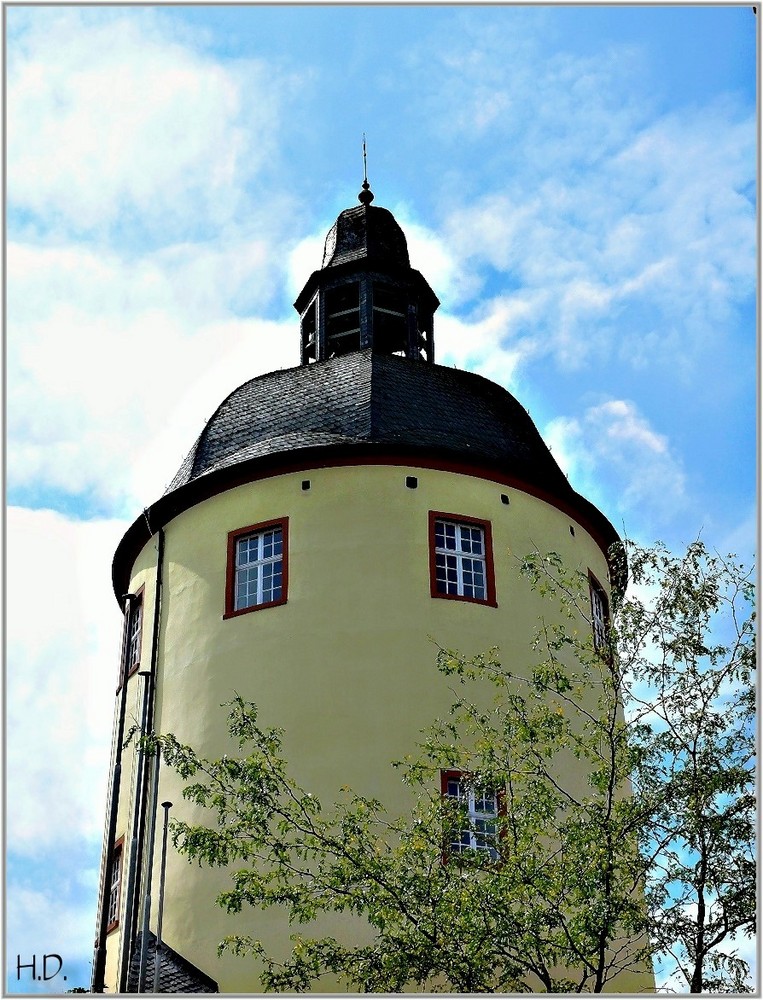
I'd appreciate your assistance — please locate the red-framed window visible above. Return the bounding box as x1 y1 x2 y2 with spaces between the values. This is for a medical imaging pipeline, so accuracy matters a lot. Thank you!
117 586 144 691
224 518 289 619
429 512 497 606
440 770 503 861
126 587 144 677
589 572 610 652
106 836 124 933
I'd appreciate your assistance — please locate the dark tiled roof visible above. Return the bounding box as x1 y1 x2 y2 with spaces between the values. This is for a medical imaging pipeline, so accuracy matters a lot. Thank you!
322 204 410 269
167 350 571 499
126 931 218 993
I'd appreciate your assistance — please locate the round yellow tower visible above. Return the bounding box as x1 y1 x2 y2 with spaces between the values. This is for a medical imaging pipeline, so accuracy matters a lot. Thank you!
93 184 626 993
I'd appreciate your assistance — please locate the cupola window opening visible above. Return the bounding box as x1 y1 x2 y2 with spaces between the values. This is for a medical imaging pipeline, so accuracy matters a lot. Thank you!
441 770 501 861
429 512 497 606
225 519 289 617
372 281 408 356
325 281 360 356
300 296 318 363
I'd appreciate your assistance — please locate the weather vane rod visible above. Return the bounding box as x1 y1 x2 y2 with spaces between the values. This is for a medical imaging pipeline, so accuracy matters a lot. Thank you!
359 133 374 204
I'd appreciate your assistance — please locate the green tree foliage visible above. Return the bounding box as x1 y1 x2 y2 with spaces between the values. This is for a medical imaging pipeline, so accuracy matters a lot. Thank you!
148 539 754 993
616 541 755 992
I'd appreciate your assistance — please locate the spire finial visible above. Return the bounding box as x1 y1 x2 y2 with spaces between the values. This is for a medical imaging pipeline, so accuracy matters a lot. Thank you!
359 133 374 205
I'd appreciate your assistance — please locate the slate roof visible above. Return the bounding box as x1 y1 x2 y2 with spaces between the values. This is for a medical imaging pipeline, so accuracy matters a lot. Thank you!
167 350 571 497
126 931 218 993
321 203 410 269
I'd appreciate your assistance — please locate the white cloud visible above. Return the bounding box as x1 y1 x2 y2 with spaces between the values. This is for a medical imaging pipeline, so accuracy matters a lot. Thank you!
396 213 480 310
423 22 755 380
715 507 758 567
545 400 688 531
436 296 542 389
5 7 317 515
287 232 327 301
6 507 127 854
8 241 299 511
7 7 300 237
8 880 100 959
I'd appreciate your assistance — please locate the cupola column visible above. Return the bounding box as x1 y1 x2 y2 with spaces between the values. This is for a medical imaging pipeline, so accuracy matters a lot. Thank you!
359 277 373 351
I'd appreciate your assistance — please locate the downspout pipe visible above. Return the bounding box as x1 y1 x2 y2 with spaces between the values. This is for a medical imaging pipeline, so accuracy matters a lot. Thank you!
91 593 139 993
119 523 165 992
118 668 153 990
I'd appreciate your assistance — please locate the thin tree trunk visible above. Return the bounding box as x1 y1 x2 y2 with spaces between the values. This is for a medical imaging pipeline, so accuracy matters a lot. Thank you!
691 855 707 993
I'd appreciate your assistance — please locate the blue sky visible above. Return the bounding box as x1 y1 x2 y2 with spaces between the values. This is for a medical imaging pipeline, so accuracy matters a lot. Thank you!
6 4 757 993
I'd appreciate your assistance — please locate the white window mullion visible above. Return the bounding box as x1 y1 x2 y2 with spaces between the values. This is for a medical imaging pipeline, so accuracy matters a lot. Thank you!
467 787 477 849
254 533 264 606
455 525 466 595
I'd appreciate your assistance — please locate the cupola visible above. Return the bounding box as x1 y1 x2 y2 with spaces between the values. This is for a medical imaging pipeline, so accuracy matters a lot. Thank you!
293 182 439 364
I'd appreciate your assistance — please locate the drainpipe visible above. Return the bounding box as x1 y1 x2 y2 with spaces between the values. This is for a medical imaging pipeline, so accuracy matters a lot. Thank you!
119 523 165 992
91 593 139 993
118 668 153 989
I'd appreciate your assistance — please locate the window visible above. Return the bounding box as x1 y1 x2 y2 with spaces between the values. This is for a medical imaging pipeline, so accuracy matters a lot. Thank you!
106 838 124 932
126 592 143 674
118 588 143 689
225 519 288 618
441 770 501 861
429 512 497 606
589 573 609 651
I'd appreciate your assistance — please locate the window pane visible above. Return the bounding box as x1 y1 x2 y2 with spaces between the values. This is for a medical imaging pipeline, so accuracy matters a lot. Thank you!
469 528 483 555
475 790 496 813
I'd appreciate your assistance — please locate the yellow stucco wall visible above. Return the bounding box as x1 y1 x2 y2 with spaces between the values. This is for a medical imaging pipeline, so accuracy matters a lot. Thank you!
104 461 649 993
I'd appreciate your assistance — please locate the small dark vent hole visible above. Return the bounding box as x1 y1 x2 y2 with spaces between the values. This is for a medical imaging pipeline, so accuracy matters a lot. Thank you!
302 480 311 491
569 525 575 536
406 476 418 489
500 494 510 505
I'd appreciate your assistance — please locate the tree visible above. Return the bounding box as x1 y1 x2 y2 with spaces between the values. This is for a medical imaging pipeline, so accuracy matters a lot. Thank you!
149 539 754 993
616 541 755 993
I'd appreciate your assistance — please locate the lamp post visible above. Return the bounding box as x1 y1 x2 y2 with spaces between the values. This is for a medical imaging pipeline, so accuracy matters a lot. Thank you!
152 801 172 993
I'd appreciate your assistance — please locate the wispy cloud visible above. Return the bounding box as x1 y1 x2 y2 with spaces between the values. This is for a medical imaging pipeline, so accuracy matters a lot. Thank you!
545 400 688 534
7 858 101 992
407 17 755 387
7 7 302 240
6 508 126 852
7 238 299 513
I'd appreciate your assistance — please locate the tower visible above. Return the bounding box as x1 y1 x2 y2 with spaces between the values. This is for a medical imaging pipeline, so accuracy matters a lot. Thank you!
93 183 631 993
